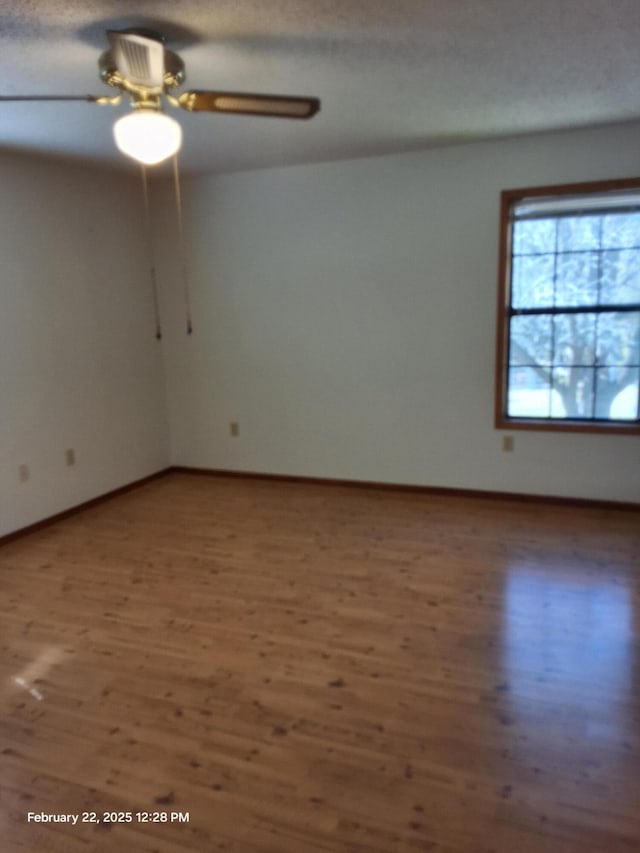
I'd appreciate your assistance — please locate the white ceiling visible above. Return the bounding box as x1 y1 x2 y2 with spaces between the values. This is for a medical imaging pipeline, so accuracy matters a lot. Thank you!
1 0 640 175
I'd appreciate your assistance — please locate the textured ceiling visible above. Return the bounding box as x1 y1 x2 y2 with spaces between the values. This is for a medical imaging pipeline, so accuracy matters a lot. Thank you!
1 0 640 174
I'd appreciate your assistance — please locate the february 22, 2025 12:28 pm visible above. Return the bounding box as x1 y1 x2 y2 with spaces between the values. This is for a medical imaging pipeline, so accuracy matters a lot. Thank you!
26 810 190 825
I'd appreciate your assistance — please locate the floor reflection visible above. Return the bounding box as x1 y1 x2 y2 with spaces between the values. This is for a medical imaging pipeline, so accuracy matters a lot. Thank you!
5 645 65 705
503 565 633 715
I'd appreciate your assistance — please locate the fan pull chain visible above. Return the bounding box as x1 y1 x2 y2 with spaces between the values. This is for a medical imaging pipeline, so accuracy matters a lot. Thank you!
172 154 193 335
140 165 162 340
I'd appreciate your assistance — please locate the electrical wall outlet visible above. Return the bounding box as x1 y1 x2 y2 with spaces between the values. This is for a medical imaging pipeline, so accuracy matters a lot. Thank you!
502 435 515 452
18 464 29 482
230 422 239 437
65 448 76 466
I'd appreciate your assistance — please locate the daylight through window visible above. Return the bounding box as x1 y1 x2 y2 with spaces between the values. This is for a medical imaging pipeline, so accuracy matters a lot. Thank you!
496 180 640 432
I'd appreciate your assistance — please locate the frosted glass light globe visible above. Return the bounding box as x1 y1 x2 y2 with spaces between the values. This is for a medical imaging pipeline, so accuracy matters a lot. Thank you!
113 110 182 165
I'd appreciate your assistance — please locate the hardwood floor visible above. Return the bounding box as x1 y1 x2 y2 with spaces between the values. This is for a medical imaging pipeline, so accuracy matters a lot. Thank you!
1 472 639 852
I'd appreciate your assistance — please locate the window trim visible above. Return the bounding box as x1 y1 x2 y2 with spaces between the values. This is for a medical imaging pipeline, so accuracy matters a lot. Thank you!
495 177 640 435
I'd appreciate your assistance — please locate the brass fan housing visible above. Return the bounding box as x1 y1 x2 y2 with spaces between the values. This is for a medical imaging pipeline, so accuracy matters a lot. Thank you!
98 48 186 103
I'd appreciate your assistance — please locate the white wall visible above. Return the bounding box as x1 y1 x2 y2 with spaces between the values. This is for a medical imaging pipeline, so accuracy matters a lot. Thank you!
0 153 170 536
155 123 638 502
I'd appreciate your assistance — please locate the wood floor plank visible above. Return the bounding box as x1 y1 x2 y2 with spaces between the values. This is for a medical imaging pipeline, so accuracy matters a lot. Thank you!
1 472 639 852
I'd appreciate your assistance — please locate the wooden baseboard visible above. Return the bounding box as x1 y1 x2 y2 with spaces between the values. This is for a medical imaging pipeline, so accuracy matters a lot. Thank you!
170 465 640 512
0 469 172 546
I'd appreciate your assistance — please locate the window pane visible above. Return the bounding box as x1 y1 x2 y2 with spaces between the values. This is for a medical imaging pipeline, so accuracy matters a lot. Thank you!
512 218 556 255
604 373 640 420
596 311 640 366
556 215 600 251
552 366 595 418
509 315 552 366
601 212 640 249
552 313 597 365
601 249 640 304
555 251 599 306
507 366 554 417
511 254 554 308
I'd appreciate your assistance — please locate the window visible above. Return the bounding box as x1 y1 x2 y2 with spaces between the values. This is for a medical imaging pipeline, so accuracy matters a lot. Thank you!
495 178 640 433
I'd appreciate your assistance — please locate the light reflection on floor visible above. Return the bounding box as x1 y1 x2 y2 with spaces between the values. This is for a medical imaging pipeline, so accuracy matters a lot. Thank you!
4 646 65 705
502 564 633 737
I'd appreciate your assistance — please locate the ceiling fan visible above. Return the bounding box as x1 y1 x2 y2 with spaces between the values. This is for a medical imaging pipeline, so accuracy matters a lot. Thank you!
0 28 321 165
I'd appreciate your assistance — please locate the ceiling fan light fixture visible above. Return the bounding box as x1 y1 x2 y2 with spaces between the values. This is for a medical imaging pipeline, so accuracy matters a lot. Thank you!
113 109 182 165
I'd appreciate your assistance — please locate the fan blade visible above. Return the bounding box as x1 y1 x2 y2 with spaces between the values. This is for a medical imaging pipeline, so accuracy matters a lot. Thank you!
107 29 165 88
0 95 102 102
178 91 320 119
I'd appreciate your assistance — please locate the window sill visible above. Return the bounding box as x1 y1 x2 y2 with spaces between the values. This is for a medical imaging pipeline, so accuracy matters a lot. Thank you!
495 416 640 435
